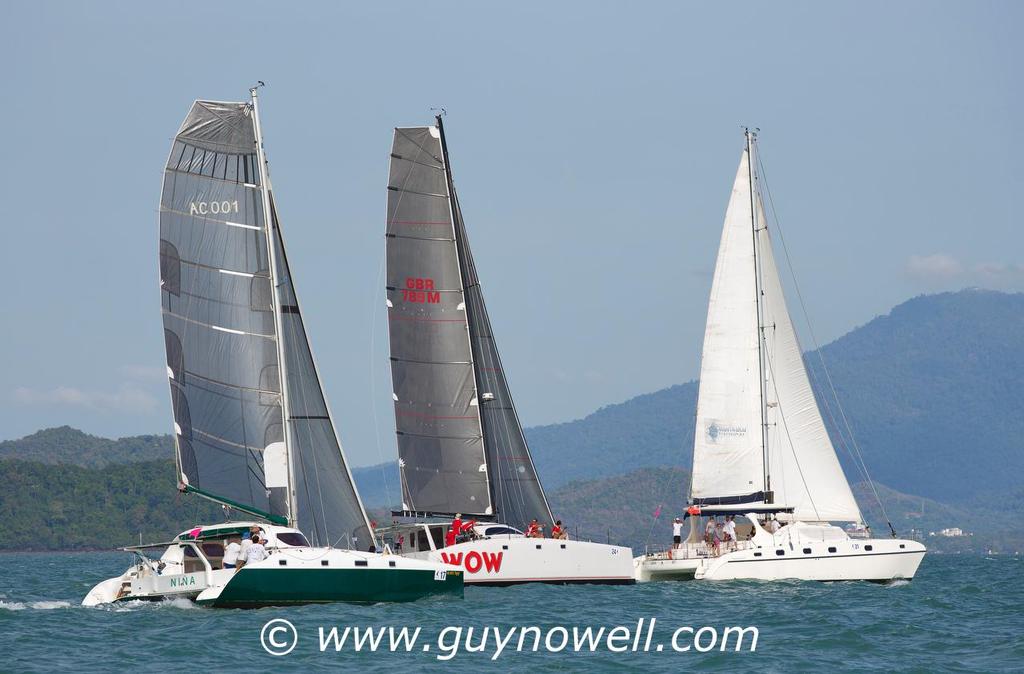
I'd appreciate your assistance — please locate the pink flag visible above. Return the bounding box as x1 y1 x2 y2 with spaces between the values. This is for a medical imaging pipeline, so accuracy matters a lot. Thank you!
653 505 662 519
188 527 202 539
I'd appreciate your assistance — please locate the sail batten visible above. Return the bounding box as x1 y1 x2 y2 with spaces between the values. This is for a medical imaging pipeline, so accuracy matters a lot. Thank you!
690 138 861 523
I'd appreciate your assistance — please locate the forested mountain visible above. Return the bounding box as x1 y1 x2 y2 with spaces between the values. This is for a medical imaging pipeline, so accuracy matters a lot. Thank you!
526 290 1024 506
0 458 220 550
0 426 169 467
2 290 1021 551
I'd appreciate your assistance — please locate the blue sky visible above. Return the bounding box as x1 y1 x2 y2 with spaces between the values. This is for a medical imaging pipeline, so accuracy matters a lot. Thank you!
1 1 1020 465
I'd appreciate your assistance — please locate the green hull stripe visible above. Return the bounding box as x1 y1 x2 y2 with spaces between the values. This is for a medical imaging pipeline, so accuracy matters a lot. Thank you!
205 568 463 607
183 485 289 526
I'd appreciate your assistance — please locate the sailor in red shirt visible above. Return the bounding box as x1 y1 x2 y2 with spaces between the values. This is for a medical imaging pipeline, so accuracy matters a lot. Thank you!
444 526 456 547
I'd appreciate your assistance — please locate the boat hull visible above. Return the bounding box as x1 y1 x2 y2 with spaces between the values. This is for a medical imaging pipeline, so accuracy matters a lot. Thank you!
696 538 926 582
84 543 463 607
201 565 462 607
402 537 635 586
633 554 702 582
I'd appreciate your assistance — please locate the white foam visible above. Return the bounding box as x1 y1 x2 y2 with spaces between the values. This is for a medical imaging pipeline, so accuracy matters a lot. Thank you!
0 600 71 611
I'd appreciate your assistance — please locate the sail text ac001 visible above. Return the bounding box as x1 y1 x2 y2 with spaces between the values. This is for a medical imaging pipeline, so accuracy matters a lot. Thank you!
159 98 371 548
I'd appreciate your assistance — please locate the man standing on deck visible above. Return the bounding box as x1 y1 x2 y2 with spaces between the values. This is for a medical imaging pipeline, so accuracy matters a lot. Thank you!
672 517 684 549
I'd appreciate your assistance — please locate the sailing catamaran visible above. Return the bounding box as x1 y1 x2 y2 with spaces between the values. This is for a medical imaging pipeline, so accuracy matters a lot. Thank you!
634 130 926 582
377 117 634 585
83 89 462 607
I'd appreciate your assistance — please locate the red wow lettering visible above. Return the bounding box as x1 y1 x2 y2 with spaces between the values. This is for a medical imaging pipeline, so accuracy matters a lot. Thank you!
440 550 503 574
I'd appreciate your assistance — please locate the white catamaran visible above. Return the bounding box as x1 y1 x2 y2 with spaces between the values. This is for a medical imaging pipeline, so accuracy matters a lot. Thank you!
83 89 462 607
635 130 926 582
377 117 634 585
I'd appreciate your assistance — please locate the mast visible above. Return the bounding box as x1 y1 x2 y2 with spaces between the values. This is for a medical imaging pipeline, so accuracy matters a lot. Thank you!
435 113 496 515
746 129 772 502
250 85 299 527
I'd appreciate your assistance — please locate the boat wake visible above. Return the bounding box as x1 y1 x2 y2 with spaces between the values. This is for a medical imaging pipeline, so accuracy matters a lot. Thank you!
0 600 72 611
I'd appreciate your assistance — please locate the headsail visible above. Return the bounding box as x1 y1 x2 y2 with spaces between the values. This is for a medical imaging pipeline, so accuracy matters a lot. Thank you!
385 120 552 527
690 136 861 522
446 135 553 530
268 195 373 548
160 95 373 545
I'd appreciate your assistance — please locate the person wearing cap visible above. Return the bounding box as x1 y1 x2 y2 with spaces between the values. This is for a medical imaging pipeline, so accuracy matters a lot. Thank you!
672 517 684 549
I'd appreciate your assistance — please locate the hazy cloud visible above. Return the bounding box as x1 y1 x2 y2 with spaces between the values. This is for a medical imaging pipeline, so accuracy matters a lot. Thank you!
13 384 159 414
906 254 1024 289
906 253 963 280
118 364 167 382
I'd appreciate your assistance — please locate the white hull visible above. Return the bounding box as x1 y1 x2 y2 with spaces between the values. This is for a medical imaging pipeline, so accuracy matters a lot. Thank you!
697 537 925 581
634 520 926 583
83 522 461 606
399 537 634 585
633 554 702 582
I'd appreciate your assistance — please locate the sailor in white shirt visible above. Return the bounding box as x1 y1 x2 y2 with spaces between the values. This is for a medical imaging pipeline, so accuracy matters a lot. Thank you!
222 538 241 570
672 517 684 549
723 516 737 550
239 535 269 568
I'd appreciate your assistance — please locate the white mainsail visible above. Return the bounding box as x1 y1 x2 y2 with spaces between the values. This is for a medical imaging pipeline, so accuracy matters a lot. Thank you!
690 138 862 523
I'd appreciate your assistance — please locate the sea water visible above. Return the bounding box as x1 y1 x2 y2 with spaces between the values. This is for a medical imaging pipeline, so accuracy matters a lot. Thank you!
0 552 1020 672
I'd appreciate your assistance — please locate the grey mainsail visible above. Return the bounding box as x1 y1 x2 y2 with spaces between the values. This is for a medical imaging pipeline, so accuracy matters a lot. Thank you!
386 126 492 516
159 95 372 546
385 119 553 528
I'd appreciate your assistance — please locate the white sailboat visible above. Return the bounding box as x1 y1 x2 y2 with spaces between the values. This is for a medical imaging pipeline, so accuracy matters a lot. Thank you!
378 117 634 585
635 131 926 582
83 88 462 606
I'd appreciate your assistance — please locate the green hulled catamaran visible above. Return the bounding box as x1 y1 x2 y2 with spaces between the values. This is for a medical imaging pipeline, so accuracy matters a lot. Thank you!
83 87 461 607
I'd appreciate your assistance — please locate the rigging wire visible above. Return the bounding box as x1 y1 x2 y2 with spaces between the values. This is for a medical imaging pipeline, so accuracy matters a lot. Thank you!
369 236 394 509
754 148 897 537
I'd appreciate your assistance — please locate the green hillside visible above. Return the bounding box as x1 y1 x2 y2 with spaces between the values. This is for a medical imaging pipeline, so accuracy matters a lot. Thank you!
0 458 220 551
0 426 169 468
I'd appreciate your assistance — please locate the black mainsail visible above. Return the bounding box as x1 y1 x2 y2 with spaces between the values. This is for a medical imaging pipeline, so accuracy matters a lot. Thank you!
159 93 372 548
385 117 553 528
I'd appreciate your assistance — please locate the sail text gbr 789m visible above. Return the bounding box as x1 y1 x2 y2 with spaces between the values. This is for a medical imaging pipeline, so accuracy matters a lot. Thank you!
379 117 634 585
83 89 462 606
